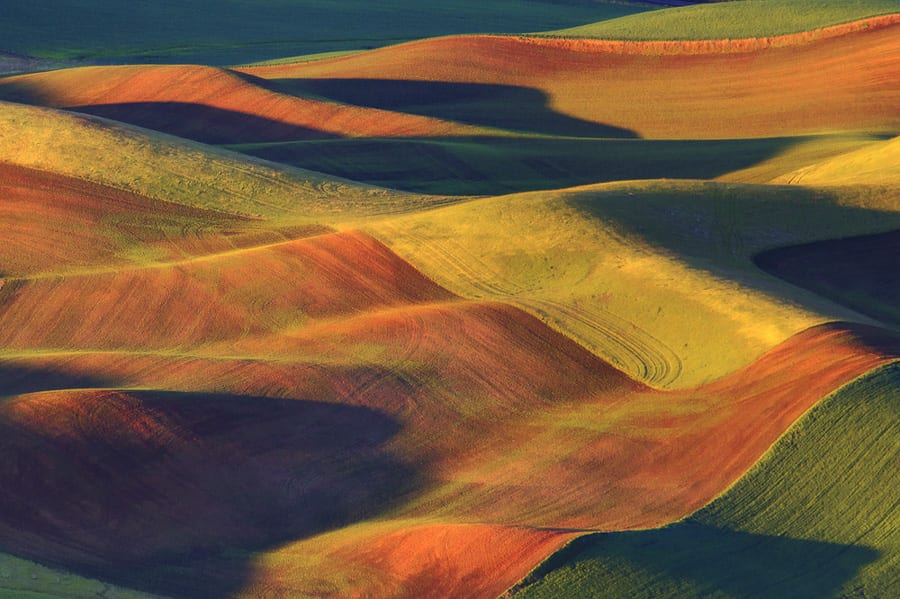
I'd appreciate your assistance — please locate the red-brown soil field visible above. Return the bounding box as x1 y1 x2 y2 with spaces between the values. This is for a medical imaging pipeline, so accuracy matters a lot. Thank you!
242 17 900 139
0 66 484 143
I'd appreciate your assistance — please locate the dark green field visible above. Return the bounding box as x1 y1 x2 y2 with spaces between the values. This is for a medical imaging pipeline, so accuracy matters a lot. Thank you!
0 1 651 64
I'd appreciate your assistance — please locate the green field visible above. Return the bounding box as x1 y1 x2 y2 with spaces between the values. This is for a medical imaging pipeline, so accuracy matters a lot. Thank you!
546 0 899 40
512 361 900 598
0 552 164 599
0 1 651 65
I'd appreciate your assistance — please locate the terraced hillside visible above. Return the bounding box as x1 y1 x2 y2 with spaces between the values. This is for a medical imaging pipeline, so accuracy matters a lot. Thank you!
1 1 898 598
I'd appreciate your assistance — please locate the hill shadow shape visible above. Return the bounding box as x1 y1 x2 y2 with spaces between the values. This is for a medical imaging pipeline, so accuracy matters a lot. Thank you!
567 184 900 329
236 136 808 196
0 362 110 397
0 389 418 598
754 229 900 329
267 78 639 138
68 102 341 144
520 521 879 598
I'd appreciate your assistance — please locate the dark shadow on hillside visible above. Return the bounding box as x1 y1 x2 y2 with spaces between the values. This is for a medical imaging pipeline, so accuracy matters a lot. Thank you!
566 184 900 327
67 102 341 144
754 229 900 329
0 389 417 598
519 522 878 598
0 362 109 397
267 78 639 138
235 136 811 196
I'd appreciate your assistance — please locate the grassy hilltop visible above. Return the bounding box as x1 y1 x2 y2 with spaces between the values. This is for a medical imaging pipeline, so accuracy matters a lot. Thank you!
548 0 900 39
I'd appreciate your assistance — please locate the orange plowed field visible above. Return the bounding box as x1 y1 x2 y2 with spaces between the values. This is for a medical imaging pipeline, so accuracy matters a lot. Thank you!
0 65 484 143
0 231 455 350
243 19 900 138
0 163 261 275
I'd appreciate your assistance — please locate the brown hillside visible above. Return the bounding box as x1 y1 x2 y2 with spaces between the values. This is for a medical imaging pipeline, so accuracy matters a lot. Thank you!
0 231 455 351
0 163 264 276
0 65 484 142
242 20 900 138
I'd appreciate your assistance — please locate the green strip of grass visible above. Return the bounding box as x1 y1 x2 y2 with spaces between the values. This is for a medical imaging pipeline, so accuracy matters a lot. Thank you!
0 552 166 599
544 0 900 40
511 361 900 598
240 50 363 67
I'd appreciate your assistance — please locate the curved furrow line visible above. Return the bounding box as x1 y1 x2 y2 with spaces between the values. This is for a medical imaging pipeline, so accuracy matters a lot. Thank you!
376 227 681 386
379 226 528 298
521 297 682 387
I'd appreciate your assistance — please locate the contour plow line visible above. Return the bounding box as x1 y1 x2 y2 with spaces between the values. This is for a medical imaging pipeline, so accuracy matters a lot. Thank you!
520 296 683 388
368 221 682 387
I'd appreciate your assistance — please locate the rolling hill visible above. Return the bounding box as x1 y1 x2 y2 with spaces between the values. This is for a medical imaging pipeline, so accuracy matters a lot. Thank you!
2 161 898 594
511 361 900 598
0 100 458 220
0 65 487 142
2 11 895 199
773 134 900 186
364 180 900 387
240 17 900 139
